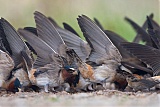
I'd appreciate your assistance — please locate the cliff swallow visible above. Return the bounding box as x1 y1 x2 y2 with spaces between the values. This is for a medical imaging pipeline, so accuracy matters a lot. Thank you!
0 18 32 91
121 42 160 76
93 17 130 58
63 22 80 37
18 28 79 93
121 16 160 76
77 15 122 86
122 71 160 91
91 16 148 76
0 77 21 93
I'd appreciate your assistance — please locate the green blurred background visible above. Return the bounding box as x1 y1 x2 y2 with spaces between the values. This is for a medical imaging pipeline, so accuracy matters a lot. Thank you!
0 0 159 41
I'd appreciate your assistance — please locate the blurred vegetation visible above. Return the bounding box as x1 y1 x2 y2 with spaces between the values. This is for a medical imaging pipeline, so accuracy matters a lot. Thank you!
0 0 159 41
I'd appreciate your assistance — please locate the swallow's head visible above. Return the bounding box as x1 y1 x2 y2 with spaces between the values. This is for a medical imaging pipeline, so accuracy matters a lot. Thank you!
14 78 22 88
12 68 31 87
7 78 22 93
61 66 79 87
64 66 78 75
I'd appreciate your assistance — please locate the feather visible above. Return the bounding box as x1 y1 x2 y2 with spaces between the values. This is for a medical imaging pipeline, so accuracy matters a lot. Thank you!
133 13 153 43
0 18 28 67
63 22 80 37
121 42 160 76
104 30 129 58
18 29 57 68
147 16 160 49
56 27 91 61
77 15 122 64
124 17 152 46
93 18 104 30
34 11 65 54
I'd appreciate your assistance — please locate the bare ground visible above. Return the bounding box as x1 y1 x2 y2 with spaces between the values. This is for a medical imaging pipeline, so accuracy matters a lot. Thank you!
0 90 160 107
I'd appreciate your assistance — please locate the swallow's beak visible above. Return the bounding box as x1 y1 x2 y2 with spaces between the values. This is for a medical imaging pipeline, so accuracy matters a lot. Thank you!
72 70 78 75
18 88 22 92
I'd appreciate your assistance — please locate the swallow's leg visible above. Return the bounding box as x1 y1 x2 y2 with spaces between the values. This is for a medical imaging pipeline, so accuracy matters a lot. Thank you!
124 86 133 92
44 84 49 93
102 82 107 89
63 83 71 92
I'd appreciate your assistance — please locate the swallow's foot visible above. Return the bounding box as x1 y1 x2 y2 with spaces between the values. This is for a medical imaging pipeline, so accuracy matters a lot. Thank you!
44 84 49 93
124 86 133 92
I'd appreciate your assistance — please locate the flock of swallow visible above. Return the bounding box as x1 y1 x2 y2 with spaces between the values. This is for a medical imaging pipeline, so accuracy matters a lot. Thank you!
0 11 160 94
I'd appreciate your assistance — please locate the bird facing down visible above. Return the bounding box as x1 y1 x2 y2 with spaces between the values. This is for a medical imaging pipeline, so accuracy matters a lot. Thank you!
76 15 123 87
18 28 79 93
122 71 160 91
0 18 32 91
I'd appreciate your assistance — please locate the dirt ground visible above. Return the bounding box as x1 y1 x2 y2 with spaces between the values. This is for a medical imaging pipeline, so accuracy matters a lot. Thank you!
0 90 160 107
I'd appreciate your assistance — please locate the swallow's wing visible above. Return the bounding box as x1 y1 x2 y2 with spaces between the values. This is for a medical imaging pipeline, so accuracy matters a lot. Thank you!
77 15 122 64
0 18 29 67
104 30 129 58
56 27 91 62
0 23 11 53
121 42 160 76
34 11 66 55
121 60 153 74
147 16 160 49
23 27 38 36
133 13 153 43
149 18 160 30
18 29 58 68
21 48 33 71
23 27 38 55
141 13 154 29
93 18 104 30
104 30 126 43
63 22 80 37
47 17 59 28
139 78 159 87
124 17 152 46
